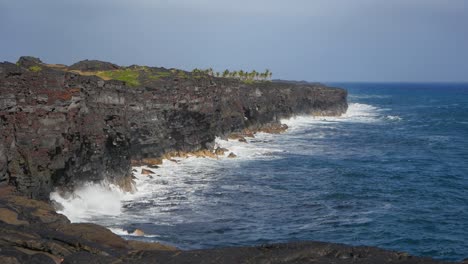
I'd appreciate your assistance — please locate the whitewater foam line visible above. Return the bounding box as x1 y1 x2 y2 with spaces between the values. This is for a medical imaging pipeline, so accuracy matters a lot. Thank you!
281 103 386 131
50 102 385 227
108 227 161 238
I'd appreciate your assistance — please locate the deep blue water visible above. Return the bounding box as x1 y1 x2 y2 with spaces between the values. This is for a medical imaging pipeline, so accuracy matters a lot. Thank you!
62 83 468 261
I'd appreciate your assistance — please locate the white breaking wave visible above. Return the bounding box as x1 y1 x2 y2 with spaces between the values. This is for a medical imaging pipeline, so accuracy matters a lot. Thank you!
385 115 402 121
108 227 131 236
50 181 125 223
342 103 383 121
281 103 384 131
108 227 161 238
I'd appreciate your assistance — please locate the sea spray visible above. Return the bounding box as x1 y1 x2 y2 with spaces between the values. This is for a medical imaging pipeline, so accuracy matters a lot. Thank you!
50 181 125 222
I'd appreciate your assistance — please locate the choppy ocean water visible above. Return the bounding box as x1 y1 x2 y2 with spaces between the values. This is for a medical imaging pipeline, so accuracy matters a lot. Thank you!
52 83 468 261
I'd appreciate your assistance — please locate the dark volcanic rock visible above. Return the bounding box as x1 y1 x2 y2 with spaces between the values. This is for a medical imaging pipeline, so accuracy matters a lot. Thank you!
0 62 131 199
68 59 120 71
121 242 453 264
16 56 43 68
0 58 347 199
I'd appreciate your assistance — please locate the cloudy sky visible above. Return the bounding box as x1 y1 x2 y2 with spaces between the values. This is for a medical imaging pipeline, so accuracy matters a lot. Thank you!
1 0 467 82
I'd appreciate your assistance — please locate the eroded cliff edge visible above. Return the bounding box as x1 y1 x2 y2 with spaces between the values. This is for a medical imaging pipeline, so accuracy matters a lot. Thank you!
0 57 347 199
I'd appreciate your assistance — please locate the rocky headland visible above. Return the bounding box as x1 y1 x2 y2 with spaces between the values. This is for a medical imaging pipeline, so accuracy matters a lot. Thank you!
0 57 459 263
0 56 347 199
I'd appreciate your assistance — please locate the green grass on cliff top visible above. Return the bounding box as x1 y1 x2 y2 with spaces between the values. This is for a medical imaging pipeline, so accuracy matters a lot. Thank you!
74 66 253 87
29 65 42 72
96 68 180 86
97 69 141 87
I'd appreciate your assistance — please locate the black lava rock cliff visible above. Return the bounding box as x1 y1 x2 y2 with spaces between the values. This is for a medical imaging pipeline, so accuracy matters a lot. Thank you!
0 57 347 199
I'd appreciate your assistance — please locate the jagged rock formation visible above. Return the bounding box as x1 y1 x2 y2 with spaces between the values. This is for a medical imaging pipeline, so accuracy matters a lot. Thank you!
0 56 347 199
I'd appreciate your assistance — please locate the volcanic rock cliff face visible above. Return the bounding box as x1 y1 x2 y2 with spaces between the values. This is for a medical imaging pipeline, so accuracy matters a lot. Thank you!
0 57 347 199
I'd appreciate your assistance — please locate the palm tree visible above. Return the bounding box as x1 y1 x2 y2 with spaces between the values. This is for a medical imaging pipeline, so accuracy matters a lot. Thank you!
223 70 229 78
263 69 272 80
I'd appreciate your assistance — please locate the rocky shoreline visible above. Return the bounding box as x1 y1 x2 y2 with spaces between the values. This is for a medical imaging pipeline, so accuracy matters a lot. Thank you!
0 57 461 263
0 57 347 199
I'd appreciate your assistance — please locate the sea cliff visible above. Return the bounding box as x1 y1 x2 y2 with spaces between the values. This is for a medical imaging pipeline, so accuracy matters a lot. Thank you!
0 57 347 199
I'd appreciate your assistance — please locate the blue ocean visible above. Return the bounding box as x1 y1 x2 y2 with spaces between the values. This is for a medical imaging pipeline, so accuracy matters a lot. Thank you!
53 83 468 261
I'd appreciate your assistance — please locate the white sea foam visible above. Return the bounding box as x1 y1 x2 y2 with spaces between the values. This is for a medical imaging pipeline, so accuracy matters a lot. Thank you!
108 227 133 236
385 115 402 121
281 103 384 130
122 137 283 217
50 181 124 223
108 227 161 237
214 133 282 160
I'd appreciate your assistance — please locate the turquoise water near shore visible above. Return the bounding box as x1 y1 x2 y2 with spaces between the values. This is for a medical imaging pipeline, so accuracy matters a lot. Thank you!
54 83 468 261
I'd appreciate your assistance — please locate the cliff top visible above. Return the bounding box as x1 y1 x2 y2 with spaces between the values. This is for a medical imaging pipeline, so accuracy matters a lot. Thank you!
10 56 243 88
8 56 340 91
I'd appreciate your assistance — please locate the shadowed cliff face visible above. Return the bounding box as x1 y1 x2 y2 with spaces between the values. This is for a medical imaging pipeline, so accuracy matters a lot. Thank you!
0 57 347 199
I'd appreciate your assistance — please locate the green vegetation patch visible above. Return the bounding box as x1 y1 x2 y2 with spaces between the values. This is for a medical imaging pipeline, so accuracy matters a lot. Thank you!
29 65 42 72
176 70 188 79
98 69 141 87
147 71 172 80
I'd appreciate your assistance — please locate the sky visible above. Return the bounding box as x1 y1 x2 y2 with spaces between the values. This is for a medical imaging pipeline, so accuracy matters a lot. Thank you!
1 0 467 82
